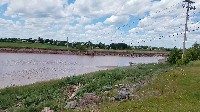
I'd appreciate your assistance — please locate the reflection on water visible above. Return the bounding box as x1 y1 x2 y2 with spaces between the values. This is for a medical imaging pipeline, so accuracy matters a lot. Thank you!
0 53 163 88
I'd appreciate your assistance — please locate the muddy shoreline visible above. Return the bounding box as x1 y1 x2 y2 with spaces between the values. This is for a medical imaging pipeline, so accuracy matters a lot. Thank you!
0 47 168 57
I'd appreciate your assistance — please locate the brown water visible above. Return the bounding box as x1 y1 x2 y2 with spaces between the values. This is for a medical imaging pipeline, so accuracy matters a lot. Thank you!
0 53 163 89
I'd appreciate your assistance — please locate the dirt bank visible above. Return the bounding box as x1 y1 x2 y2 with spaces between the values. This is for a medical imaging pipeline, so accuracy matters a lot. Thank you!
0 47 168 57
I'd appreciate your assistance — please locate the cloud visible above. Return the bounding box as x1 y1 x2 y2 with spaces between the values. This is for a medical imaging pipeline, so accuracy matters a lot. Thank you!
129 27 143 33
104 15 130 25
117 0 152 16
0 0 8 6
5 0 66 18
0 0 200 48
66 0 124 18
76 16 91 24
85 22 103 30
66 0 151 18
127 0 200 47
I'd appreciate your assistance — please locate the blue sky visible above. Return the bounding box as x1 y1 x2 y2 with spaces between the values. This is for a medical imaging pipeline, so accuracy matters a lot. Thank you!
0 0 200 48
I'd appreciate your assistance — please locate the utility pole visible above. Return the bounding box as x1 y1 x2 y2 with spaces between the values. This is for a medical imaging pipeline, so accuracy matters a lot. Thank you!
67 37 69 49
182 0 196 58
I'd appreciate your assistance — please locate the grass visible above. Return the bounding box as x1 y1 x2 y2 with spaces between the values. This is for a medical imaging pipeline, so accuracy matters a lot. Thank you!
93 49 169 54
0 42 69 50
0 42 169 54
98 61 200 112
0 63 170 112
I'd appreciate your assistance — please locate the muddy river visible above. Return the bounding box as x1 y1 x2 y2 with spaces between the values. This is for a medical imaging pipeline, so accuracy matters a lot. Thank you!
0 53 163 88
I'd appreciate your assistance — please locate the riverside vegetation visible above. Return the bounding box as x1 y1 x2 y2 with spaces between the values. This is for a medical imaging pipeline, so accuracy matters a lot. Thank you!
0 63 170 111
0 37 172 51
0 43 200 112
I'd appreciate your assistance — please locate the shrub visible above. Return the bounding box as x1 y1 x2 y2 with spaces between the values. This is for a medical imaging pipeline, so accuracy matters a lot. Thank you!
167 47 182 64
168 43 200 65
76 45 86 51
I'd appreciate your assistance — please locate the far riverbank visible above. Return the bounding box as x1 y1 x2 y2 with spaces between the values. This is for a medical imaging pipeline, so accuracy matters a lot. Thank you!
0 47 169 57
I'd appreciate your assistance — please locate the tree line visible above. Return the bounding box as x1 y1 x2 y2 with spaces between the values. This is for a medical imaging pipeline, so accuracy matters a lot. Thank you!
0 37 172 51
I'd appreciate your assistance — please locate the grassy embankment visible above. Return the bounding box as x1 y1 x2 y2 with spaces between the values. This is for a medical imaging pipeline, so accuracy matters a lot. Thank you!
0 63 170 112
0 42 169 54
100 61 200 112
1 61 200 111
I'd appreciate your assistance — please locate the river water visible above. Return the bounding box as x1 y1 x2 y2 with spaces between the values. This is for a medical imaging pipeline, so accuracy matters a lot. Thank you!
0 53 163 89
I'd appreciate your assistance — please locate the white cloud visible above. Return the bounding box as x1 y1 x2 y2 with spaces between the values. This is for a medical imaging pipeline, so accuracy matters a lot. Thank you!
5 0 66 18
64 24 82 31
126 0 200 48
0 0 8 6
66 0 124 18
129 27 143 33
117 0 152 16
0 0 200 48
85 22 103 30
76 16 91 24
104 15 130 25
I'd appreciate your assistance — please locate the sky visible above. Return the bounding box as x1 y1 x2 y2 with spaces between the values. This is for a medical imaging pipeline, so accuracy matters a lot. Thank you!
0 0 200 48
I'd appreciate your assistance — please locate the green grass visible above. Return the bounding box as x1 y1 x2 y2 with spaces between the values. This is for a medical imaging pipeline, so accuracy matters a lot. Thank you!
98 61 200 112
93 49 169 54
0 63 170 112
0 42 169 54
0 42 69 50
